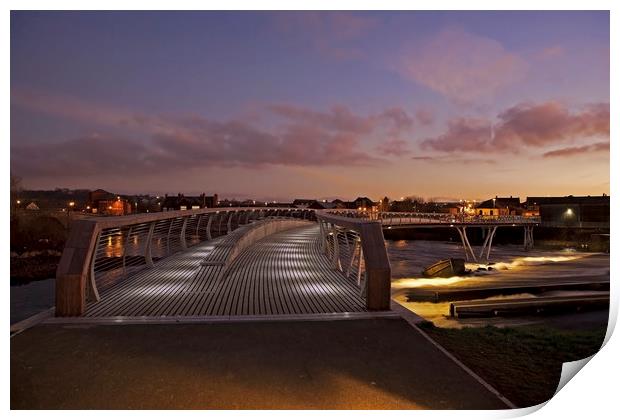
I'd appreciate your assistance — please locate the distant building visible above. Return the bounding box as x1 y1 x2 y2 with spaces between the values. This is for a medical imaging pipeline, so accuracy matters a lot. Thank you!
161 193 218 211
379 197 390 212
351 197 377 211
331 199 348 209
25 202 40 211
523 195 609 226
293 198 326 210
475 196 521 217
88 189 132 216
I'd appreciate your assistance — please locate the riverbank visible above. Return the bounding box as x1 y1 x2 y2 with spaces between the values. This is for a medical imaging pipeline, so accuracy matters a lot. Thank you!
419 322 606 407
11 254 60 284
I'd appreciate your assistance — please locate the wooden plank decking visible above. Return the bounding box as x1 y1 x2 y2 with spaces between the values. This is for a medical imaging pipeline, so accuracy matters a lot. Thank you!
84 224 366 317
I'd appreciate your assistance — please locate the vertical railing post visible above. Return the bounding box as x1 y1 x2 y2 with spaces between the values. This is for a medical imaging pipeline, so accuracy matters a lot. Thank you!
87 231 101 303
217 212 224 235
319 219 327 253
144 221 156 268
206 213 213 240
166 218 174 255
122 225 133 277
227 211 234 234
332 227 341 270
180 216 188 249
195 214 203 237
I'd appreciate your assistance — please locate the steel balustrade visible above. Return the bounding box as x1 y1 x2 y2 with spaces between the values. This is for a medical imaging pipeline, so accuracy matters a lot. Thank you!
315 211 391 311
56 207 315 316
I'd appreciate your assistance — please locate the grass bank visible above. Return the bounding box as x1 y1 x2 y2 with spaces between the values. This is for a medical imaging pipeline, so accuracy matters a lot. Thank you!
11 255 60 284
418 322 606 408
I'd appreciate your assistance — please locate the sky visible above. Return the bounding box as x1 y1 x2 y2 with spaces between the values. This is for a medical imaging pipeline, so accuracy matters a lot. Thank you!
10 11 610 202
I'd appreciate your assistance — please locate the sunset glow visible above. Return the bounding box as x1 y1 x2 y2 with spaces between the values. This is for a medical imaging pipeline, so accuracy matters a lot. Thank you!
10 11 609 200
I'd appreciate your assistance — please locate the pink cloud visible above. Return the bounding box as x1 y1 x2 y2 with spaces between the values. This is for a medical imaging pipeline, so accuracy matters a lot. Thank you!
422 117 492 152
376 138 410 156
12 90 425 177
493 101 610 149
400 28 528 103
269 104 376 134
542 142 609 158
423 101 610 153
415 107 435 126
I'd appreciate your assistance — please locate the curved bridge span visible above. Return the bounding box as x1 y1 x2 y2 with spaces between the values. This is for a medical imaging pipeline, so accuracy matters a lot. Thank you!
55 207 392 318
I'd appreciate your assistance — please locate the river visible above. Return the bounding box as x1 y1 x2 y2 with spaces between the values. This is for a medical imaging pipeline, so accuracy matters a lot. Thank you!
387 239 610 329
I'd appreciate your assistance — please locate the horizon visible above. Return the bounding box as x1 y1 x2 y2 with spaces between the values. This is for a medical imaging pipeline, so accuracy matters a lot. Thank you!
11 11 610 199
12 183 610 205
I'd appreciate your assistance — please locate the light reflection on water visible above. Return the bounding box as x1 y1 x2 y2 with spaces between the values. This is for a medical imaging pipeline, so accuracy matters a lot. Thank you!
387 239 610 328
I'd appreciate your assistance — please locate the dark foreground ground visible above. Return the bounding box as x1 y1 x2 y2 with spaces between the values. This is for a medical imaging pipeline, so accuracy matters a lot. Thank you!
420 319 607 408
11 318 507 410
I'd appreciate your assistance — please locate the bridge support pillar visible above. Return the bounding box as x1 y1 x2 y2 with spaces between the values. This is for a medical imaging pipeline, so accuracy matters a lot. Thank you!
455 226 477 262
478 226 498 262
524 226 534 251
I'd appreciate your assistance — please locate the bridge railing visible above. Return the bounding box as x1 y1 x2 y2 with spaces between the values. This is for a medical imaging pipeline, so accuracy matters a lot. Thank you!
326 210 541 226
315 211 391 311
55 207 315 316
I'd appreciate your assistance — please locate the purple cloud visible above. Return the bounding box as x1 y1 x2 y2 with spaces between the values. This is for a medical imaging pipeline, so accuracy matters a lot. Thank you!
400 28 528 103
423 101 609 154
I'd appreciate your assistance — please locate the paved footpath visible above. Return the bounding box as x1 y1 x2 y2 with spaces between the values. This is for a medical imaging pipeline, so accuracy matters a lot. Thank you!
11 318 509 409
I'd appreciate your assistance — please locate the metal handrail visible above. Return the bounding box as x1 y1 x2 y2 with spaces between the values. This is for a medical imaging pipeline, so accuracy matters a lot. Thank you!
325 210 541 226
56 207 315 316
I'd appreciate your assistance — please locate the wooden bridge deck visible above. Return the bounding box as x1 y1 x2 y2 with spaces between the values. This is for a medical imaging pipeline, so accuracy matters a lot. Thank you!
84 225 366 317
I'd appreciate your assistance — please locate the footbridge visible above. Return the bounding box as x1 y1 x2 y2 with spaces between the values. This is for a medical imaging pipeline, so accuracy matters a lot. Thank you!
55 207 392 318
329 211 540 262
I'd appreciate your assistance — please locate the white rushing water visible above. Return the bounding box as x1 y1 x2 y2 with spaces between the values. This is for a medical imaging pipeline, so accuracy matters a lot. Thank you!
387 240 610 328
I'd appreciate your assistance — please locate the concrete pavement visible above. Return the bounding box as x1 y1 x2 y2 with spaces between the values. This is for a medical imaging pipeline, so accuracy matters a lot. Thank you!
11 318 508 409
